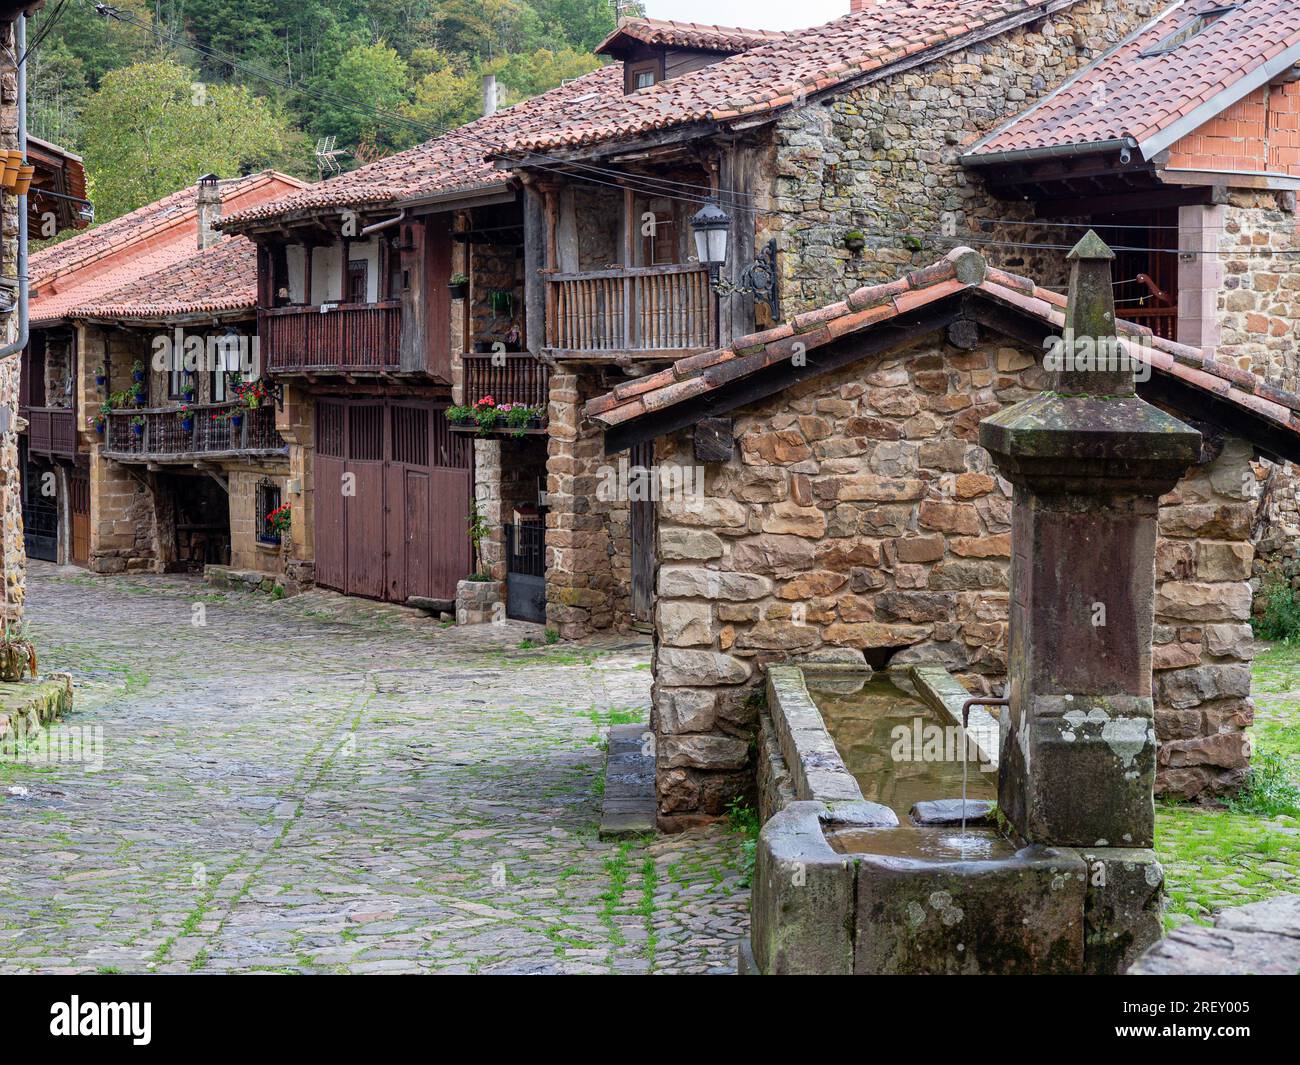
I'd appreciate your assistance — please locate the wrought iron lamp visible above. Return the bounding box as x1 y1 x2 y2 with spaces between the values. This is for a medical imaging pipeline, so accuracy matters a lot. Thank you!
689 199 779 321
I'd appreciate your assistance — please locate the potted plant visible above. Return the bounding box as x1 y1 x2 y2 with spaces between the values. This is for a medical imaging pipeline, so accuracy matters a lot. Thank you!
474 400 500 436
455 499 504 624
843 229 866 254
130 415 146 437
181 374 196 403
265 501 291 544
95 403 112 434
94 366 106 387
132 381 147 406
131 358 145 383
0 620 37 682
446 404 474 427
230 408 244 429
178 404 194 432
448 273 469 300
501 403 542 437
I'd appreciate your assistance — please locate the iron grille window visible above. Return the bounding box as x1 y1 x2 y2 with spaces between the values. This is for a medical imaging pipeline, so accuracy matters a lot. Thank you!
256 481 282 545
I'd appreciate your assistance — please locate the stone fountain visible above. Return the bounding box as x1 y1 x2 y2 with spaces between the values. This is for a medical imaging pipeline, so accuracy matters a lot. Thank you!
746 234 1202 974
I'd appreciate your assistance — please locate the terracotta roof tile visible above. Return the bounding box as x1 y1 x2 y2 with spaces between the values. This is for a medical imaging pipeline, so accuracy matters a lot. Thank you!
31 171 306 324
583 247 1300 445
596 17 787 54
966 0 1300 160
66 237 257 319
221 67 625 230
500 1 1070 156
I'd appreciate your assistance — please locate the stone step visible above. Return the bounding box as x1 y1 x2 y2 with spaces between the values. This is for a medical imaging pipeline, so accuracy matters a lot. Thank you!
599 723 655 840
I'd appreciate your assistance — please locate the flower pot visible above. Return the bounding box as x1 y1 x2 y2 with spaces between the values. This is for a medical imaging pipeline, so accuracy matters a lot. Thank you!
231 414 244 428
449 282 469 300
12 164 34 197
94 374 106 386
182 391 195 402
134 394 146 407
131 424 144 436
0 150 20 189
95 422 105 435
132 370 144 383
181 418 194 432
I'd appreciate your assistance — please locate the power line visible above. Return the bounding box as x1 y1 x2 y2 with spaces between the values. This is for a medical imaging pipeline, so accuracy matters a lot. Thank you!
87 1 1300 261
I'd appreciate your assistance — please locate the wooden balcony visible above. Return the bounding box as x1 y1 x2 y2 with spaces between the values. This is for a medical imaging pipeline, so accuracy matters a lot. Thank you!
22 406 77 460
259 301 402 375
546 264 713 357
460 353 551 411
1120 304 1177 341
102 402 285 463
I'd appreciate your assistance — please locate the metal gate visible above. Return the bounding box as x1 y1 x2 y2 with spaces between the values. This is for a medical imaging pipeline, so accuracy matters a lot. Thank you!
20 446 57 562
315 398 471 602
505 521 546 622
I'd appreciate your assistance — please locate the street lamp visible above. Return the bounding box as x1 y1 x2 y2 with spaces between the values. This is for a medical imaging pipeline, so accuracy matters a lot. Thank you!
690 200 730 278
690 197 780 326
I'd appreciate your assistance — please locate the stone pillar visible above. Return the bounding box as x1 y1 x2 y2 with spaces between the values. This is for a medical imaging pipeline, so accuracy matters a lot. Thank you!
1176 204 1224 353
980 232 1202 848
275 382 315 579
474 438 507 581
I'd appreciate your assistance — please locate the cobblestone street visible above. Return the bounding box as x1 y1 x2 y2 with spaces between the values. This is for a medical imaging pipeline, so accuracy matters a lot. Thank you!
0 563 748 974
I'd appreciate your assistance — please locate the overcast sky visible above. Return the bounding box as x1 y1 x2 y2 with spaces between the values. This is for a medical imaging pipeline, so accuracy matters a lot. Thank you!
641 0 848 31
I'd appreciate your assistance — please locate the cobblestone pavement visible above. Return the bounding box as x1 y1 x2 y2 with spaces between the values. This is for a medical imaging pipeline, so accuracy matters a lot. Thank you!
0 563 748 974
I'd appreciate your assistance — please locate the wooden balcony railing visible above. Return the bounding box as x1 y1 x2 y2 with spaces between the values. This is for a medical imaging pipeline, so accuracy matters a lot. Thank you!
22 406 77 459
102 402 283 460
547 264 713 355
460 352 551 413
259 301 402 374
1119 305 1177 341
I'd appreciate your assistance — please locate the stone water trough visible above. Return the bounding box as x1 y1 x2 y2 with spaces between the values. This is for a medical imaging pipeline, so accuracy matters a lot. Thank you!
744 665 1163 975
743 233 1195 976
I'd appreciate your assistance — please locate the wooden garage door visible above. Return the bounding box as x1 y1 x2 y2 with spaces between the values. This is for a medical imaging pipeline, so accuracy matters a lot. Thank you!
315 398 470 602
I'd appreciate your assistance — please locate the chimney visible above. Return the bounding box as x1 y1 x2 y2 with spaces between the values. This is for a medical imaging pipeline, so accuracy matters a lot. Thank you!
850 0 868 11
196 173 221 250
482 74 499 118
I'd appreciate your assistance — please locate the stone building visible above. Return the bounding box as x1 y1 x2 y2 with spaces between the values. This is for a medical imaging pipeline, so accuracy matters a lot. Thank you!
585 247 1299 826
68 231 290 576
20 171 304 570
1 2 87 617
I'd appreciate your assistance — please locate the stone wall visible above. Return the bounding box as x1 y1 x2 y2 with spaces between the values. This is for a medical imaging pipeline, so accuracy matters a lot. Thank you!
276 382 315 585
649 332 1254 827
769 1 1158 316
545 370 632 638
1214 190 1300 388
1 21 23 618
228 467 289 572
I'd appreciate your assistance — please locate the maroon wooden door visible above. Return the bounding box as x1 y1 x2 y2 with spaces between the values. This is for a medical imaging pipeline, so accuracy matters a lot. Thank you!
317 398 469 602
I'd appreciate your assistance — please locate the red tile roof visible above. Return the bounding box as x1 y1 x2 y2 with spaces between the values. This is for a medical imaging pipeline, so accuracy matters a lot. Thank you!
583 246 1300 445
220 66 625 230
596 17 788 54
965 0 1300 162
500 1 1079 156
31 171 307 324
65 237 257 320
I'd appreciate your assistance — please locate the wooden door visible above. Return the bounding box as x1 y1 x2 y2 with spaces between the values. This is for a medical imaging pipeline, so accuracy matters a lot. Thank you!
69 466 90 565
630 440 655 621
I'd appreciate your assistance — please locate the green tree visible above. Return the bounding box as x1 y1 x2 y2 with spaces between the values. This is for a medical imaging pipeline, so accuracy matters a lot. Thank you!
528 0 621 52
488 47 602 102
79 60 306 222
309 42 413 153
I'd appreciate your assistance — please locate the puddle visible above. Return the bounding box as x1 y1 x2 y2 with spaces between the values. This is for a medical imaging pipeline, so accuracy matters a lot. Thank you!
807 674 995 821
826 825 1017 862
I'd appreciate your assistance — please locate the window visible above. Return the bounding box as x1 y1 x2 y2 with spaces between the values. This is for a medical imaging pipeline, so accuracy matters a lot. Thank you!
256 481 282 545
642 211 677 266
627 60 659 93
347 260 368 303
